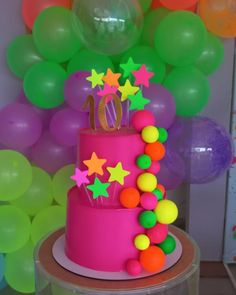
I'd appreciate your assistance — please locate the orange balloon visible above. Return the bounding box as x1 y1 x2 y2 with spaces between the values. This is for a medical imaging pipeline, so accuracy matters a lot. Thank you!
119 187 140 208
198 0 236 38
159 0 198 10
145 142 166 161
140 246 166 272
22 0 72 30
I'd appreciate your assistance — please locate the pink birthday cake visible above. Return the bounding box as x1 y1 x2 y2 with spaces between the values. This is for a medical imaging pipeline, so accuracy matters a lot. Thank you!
64 62 179 277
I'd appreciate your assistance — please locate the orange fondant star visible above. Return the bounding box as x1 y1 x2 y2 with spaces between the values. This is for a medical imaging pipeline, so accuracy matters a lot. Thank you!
102 68 121 87
83 152 107 176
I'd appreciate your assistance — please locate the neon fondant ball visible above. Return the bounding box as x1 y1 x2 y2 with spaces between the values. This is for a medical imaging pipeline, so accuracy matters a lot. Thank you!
145 142 166 161
119 187 140 208
131 110 155 132
136 154 152 169
147 161 161 174
147 223 168 244
158 235 176 254
140 193 158 210
139 211 157 229
126 259 142 276
134 234 150 250
140 246 166 272
137 173 157 192
141 126 159 143
154 200 178 224
158 128 168 143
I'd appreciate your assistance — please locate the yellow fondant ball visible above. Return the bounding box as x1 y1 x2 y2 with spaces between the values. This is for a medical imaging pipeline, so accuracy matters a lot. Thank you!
154 200 178 225
137 173 157 192
141 126 159 143
134 234 150 250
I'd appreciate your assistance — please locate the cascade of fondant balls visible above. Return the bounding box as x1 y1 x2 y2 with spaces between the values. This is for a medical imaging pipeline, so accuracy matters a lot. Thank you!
119 110 178 276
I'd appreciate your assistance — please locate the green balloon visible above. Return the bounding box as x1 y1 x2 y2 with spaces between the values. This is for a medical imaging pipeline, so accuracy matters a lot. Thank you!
138 0 152 13
0 205 31 253
141 8 170 47
195 32 224 75
7 34 43 79
158 234 176 254
33 7 82 63
121 45 166 83
24 61 67 109
5 242 35 293
11 167 53 216
0 150 32 201
154 11 207 66
31 205 66 245
53 164 75 206
67 49 114 75
164 66 210 117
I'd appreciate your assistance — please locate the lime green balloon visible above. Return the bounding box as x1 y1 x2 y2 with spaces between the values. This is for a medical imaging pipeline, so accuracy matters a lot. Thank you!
121 45 166 83
67 49 114 75
0 205 31 253
0 150 32 201
5 242 35 293
195 32 224 75
31 206 66 245
164 66 210 117
7 34 43 79
154 11 207 66
53 164 75 206
24 61 67 109
138 0 152 13
141 8 170 47
11 167 53 216
33 6 82 63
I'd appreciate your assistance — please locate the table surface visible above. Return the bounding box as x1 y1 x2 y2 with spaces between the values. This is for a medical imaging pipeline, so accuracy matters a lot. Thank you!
36 226 200 294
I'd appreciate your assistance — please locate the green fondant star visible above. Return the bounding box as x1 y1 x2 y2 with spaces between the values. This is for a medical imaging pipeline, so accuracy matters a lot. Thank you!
120 57 141 78
86 69 104 88
128 90 150 111
87 177 110 199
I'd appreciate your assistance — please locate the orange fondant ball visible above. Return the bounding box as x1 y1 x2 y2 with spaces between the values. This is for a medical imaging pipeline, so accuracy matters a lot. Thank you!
119 188 140 208
140 246 166 273
145 142 166 161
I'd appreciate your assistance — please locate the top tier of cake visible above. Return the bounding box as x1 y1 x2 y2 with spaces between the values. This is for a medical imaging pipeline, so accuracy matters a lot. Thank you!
78 127 145 207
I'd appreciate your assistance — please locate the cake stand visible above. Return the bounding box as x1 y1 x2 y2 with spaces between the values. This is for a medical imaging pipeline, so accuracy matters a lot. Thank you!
35 226 200 295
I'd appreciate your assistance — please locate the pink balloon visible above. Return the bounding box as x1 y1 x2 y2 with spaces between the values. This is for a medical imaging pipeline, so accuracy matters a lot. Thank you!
49 108 89 146
31 131 76 174
0 102 42 149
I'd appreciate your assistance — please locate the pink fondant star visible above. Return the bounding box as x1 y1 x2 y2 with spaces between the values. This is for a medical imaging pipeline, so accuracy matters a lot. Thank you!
132 65 154 87
70 168 90 187
97 83 118 103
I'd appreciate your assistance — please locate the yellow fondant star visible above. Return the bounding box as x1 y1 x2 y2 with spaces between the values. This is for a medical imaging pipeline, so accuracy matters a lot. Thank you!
86 69 104 88
118 79 139 102
107 162 130 185
83 152 107 176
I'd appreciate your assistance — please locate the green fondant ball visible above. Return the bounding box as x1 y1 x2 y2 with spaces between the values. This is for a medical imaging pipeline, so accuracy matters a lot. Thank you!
139 211 157 229
136 154 152 169
158 235 176 254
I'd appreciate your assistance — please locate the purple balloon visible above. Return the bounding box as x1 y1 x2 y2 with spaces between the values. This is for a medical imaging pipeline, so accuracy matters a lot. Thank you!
64 71 98 112
0 102 42 149
31 131 76 174
143 84 176 129
158 150 185 190
50 108 89 147
167 116 233 184
16 90 54 129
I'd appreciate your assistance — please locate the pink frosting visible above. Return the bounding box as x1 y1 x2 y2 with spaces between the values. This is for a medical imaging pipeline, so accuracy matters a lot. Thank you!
65 187 144 271
78 128 145 207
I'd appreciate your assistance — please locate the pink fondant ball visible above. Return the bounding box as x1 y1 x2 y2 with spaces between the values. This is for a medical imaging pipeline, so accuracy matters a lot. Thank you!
147 223 168 244
126 259 142 276
140 193 158 210
131 110 155 132
147 161 161 174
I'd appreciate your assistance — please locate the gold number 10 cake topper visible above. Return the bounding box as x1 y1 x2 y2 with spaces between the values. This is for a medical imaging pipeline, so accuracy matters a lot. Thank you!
83 94 123 132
